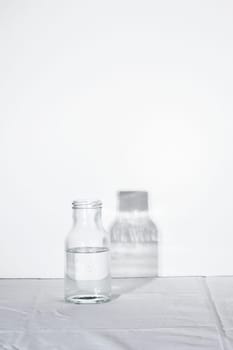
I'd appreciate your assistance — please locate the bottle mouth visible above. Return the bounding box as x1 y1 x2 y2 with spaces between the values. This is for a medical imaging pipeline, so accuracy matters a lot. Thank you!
72 199 102 209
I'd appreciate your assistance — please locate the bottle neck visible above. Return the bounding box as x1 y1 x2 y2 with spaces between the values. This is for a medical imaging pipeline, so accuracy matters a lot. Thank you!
72 208 103 228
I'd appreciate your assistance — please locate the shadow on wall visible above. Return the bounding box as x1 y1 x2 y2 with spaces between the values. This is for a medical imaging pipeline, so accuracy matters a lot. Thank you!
109 191 159 295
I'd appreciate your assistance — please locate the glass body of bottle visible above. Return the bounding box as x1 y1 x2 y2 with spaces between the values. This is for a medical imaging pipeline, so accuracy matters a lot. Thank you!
65 200 111 304
110 191 158 278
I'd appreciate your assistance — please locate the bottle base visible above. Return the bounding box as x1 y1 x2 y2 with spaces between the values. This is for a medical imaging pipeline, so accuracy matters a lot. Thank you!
65 294 111 304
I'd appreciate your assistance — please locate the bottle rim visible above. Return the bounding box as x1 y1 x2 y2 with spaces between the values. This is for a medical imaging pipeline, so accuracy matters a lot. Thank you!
72 199 102 209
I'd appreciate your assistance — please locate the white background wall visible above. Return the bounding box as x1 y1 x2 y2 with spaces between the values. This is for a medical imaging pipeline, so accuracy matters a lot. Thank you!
1 0 233 277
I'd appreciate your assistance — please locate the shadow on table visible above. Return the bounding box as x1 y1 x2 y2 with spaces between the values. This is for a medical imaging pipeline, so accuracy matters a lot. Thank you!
111 278 154 301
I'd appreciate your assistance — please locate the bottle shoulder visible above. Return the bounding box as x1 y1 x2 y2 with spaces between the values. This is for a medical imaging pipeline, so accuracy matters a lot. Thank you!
65 226 110 250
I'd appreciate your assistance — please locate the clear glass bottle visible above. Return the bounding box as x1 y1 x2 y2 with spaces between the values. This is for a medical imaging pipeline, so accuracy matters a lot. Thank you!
110 191 158 278
65 200 111 304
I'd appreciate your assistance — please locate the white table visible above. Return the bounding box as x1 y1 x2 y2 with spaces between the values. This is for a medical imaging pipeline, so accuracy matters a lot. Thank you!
0 277 232 349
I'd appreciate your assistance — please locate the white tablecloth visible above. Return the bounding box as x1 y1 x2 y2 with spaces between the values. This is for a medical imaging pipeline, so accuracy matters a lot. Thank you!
0 277 232 349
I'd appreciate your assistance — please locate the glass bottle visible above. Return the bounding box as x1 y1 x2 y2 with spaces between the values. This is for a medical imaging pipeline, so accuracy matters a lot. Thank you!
110 191 158 278
65 200 111 304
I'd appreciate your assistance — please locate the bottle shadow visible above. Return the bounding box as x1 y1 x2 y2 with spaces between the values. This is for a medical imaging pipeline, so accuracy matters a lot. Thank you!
111 277 155 301
110 190 159 301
